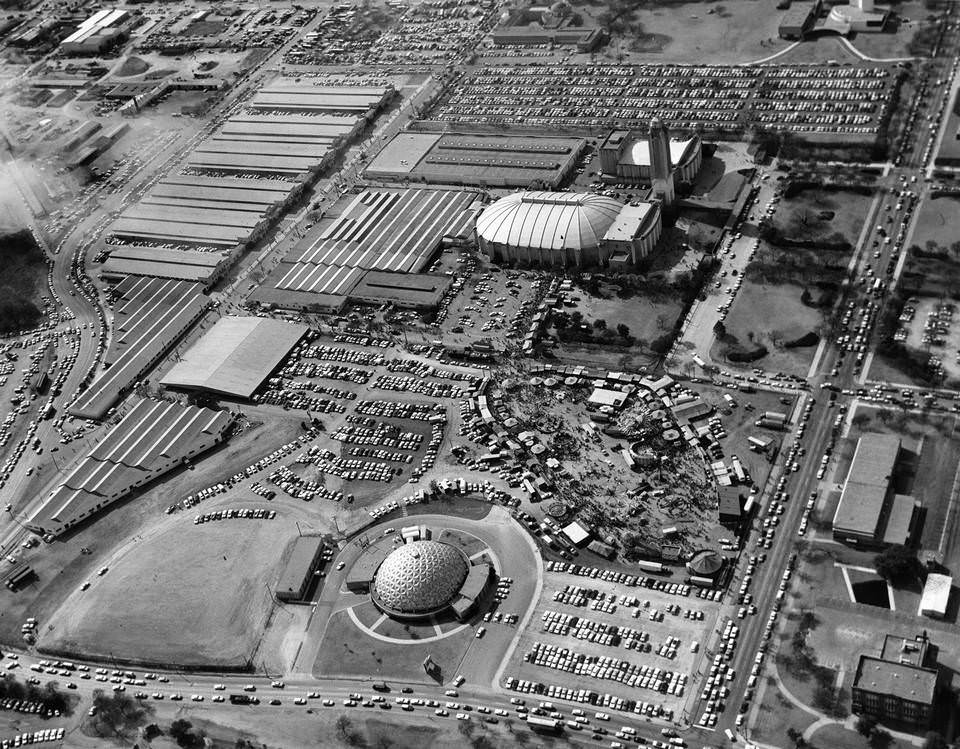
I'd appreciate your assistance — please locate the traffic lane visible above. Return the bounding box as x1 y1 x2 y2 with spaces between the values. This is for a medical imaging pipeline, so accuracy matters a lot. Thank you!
718 398 834 731
2 660 663 748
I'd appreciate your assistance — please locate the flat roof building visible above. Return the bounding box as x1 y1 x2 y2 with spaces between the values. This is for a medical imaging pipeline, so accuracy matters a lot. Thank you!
161 316 309 400
832 434 914 547
365 131 586 189
852 633 941 730
275 537 325 602
348 270 453 310
919 573 952 619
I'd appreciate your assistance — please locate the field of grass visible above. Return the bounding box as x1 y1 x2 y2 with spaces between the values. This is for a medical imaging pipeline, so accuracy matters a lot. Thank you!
313 608 473 684
0 229 46 333
713 278 824 375
588 0 787 64
40 503 302 668
770 187 874 246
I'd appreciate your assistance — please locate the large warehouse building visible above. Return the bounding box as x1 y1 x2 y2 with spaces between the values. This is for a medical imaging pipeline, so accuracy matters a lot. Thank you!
27 399 232 537
100 245 233 286
254 187 481 310
107 174 298 251
831 434 915 547
475 191 662 268
364 131 586 189
160 316 309 399
70 278 208 421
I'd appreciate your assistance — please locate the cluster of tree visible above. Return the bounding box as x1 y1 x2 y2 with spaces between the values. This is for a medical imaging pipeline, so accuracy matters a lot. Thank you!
0 677 71 715
873 545 923 585
0 229 45 334
726 344 769 363
781 181 874 199
856 715 894 749
552 310 632 345
759 222 852 253
910 240 960 260
87 689 150 741
168 719 207 748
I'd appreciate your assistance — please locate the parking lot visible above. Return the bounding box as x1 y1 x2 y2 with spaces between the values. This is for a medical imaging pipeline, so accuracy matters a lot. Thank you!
434 63 900 138
283 0 495 68
503 566 717 722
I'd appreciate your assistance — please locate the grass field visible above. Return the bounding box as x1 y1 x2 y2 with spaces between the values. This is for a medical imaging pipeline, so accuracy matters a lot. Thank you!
313 608 474 684
911 195 960 248
713 278 824 375
771 188 874 245
40 504 303 668
591 0 787 64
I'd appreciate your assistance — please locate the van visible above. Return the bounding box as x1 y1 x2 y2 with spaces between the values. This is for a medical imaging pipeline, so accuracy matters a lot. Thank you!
725 728 736 741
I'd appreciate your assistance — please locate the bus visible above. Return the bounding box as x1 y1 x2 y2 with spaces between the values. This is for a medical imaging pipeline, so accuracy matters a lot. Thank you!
526 716 562 735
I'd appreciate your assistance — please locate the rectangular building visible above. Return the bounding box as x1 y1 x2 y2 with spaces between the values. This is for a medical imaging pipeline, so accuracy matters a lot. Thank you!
27 399 231 537
852 634 940 730
832 434 911 547
365 131 586 189
918 573 952 619
160 316 309 399
275 537 325 602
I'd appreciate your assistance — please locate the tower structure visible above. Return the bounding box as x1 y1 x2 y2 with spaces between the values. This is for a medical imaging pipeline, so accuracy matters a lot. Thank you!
648 117 675 209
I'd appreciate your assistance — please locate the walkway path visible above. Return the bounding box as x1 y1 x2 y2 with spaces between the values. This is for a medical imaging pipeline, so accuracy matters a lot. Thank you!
745 41 801 65
839 36 915 63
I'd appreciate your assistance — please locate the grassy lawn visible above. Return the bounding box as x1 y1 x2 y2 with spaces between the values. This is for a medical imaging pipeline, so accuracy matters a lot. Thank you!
590 0 788 64
807 722 910 749
313 609 473 684
751 674 819 748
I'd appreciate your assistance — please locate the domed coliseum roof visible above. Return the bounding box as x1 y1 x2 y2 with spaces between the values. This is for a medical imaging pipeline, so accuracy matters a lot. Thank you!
476 191 624 252
371 541 469 616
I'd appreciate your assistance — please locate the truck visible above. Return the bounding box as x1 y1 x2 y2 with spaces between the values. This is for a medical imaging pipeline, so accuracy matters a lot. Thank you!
637 560 664 573
4 564 34 591
747 435 772 451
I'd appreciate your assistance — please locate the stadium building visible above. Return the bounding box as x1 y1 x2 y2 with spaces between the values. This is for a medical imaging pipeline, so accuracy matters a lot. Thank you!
351 534 492 622
475 191 662 268
599 121 702 189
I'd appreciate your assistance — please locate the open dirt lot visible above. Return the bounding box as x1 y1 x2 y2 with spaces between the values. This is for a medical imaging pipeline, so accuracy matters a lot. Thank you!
40 498 313 668
503 567 718 718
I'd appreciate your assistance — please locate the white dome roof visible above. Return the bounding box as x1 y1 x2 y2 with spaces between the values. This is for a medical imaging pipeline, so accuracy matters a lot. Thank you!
476 191 623 252
372 541 469 615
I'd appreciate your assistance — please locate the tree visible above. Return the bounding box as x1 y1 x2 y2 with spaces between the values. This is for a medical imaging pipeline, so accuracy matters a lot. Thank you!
873 545 921 584
786 727 806 747
592 318 607 330
856 714 878 736
869 727 893 749
617 323 630 339
923 731 948 749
